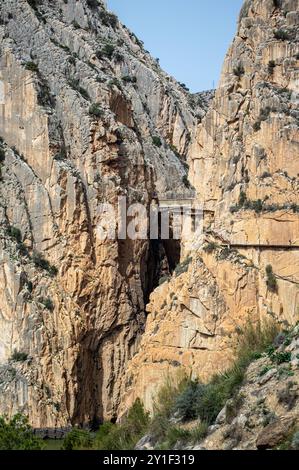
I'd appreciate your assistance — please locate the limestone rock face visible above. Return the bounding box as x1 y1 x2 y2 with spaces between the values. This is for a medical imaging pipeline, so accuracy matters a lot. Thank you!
123 0 299 413
194 326 299 450
0 0 206 427
1 0 299 429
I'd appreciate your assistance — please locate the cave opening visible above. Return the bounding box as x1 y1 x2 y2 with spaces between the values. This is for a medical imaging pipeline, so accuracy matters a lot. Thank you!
142 210 181 306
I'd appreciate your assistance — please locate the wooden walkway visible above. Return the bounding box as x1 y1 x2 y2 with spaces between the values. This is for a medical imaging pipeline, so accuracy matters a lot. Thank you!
221 243 299 251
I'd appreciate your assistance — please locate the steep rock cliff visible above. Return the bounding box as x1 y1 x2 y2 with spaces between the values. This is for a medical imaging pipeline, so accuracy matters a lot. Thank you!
0 0 207 427
123 0 299 413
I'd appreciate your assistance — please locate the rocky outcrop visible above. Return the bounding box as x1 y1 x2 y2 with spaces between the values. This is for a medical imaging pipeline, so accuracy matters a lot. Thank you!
192 325 299 450
0 0 207 427
122 0 299 413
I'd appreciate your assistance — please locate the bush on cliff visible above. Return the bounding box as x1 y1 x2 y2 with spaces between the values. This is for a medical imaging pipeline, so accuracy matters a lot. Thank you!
0 414 44 450
62 399 150 450
32 251 58 277
62 428 93 450
94 398 150 450
173 321 280 425
266 264 278 293
0 147 5 163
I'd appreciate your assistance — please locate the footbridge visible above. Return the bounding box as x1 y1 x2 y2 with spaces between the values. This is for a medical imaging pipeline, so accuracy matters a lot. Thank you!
156 190 196 210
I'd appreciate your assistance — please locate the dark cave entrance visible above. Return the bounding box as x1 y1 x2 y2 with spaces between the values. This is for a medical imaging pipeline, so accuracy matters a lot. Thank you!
142 210 181 306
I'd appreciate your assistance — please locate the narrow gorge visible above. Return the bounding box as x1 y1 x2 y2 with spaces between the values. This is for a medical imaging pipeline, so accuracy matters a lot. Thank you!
0 0 299 449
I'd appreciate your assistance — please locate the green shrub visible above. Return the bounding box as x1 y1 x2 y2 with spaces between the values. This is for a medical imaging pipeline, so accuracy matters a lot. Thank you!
247 199 263 213
172 322 279 427
203 242 217 253
159 275 170 286
92 422 115 449
72 20 80 29
62 428 93 450
273 0 282 7
161 427 192 448
10 350 28 362
174 256 192 276
225 394 245 423
270 351 291 364
217 246 231 260
94 399 150 450
54 148 67 161
291 431 299 450
197 322 279 424
190 421 209 443
0 147 5 163
253 121 261 132
259 365 273 376
253 107 272 131
153 374 188 421
182 175 191 188
122 75 137 84
63 410 152 452
266 265 278 293
150 374 188 443
233 64 245 77
6 226 22 243
89 103 104 118
108 78 121 89
274 30 290 41
230 205 239 213
268 60 276 74
26 280 33 293
195 364 245 424
99 10 118 28
68 56 76 66
86 0 99 8
238 190 247 207
99 44 115 59
32 251 58 277
68 79 90 101
0 414 44 450
179 82 190 92
231 193 264 214
27 0 41 9
114 52 123 62
261 171 271 179
25 61 39 73
174 381 205 421
39 297 54 312
152 136 162 148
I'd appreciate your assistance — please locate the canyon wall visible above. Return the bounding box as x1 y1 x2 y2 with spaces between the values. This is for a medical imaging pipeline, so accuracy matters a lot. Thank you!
1 0 298 427
0 0 207 427
122 0 299 413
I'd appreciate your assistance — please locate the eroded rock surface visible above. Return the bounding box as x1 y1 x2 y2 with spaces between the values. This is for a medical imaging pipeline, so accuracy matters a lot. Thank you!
123 0 299 413
0 0 206 427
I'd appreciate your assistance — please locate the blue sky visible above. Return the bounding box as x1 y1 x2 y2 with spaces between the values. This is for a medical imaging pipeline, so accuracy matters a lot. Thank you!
107 0 244 92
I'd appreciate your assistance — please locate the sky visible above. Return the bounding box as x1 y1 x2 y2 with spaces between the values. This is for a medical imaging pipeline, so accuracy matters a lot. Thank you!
107 0 244 93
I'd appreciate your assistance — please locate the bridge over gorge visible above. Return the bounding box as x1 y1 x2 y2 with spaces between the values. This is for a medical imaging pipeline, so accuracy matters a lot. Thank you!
156 190 196 210
155 194 299 250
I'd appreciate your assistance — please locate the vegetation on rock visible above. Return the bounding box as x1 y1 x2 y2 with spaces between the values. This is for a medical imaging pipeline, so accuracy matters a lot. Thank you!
0 414 43 450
